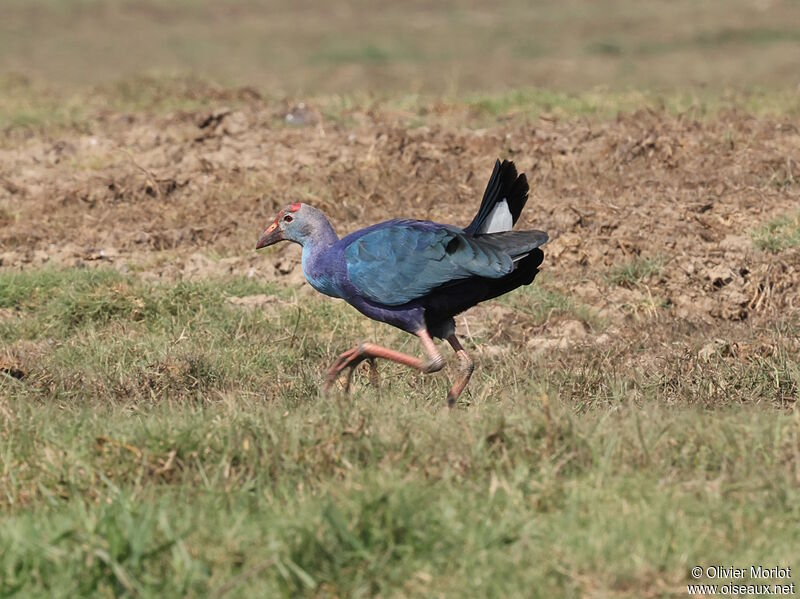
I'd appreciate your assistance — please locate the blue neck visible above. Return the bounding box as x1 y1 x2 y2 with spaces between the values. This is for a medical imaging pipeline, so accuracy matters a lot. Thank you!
298 218 340 298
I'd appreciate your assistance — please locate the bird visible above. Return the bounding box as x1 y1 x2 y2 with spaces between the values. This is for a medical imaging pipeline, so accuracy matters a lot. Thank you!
255 160 547 406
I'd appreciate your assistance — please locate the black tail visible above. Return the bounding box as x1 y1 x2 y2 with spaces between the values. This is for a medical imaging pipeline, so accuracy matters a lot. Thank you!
482 249 545 303
463 159 529 235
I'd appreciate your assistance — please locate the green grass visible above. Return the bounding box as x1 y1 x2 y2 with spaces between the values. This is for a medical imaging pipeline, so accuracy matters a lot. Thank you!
500 276 605 330
3 74 798 141
639 27 800 55
2 398 797 598
1 268 798 596
0 75 87 131
309 41 423 66
465 87 800 120
3 0 800 95
752 213 800 253
0 75 255 133
607 256 665 288
3 67 800 138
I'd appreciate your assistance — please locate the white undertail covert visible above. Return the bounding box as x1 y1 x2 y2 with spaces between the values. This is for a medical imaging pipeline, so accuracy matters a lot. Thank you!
477 199 513 234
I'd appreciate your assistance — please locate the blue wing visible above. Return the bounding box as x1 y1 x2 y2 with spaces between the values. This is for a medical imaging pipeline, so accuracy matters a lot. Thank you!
345 221 514 306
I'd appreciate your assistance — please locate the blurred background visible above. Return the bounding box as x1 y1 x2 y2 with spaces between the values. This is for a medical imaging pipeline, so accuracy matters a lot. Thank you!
3 0 799 95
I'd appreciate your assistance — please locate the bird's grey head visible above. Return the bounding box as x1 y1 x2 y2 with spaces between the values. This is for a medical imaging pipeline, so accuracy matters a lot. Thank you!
255 202 329 249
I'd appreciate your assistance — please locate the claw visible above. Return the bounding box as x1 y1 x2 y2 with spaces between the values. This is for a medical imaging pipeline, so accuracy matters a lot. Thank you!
367 358 379 387
344 361 357 394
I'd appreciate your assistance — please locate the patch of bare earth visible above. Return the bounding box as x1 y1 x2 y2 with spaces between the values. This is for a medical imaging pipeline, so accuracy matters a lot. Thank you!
1 102 798 383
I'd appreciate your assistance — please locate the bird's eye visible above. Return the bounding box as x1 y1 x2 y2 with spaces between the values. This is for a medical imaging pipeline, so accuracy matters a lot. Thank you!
284 215 293 223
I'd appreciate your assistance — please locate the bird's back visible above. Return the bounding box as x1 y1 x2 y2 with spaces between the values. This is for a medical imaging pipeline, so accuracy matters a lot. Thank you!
341 219 518 307
304 159 546 333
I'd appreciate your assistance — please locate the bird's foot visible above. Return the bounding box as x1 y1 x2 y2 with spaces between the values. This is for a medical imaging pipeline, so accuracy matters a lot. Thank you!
323 335 443 397
445 336 475 408
324 344 370 394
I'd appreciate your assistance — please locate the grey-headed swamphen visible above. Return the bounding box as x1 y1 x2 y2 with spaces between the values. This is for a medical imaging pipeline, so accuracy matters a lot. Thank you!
256 160 547 405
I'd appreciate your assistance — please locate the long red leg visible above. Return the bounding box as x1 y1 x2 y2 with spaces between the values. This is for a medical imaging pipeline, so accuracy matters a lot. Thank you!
324 329 444 393
446 334 475 407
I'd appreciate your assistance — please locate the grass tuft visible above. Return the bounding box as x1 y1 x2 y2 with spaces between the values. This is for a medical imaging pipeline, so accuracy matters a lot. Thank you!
607 256 665 288
752 213 800 253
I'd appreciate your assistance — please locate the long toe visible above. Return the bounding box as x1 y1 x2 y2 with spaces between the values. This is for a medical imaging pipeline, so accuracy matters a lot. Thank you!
447 365 475 407
367 358 380 387
344 363 359 394
324 362 348 391
445 335 475 408
323 370 338 393
344 358 380 395
325 346 368 392
322 333 443 396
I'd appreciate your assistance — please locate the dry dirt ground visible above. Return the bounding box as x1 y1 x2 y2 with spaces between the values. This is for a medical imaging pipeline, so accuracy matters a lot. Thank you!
1 99 799 399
